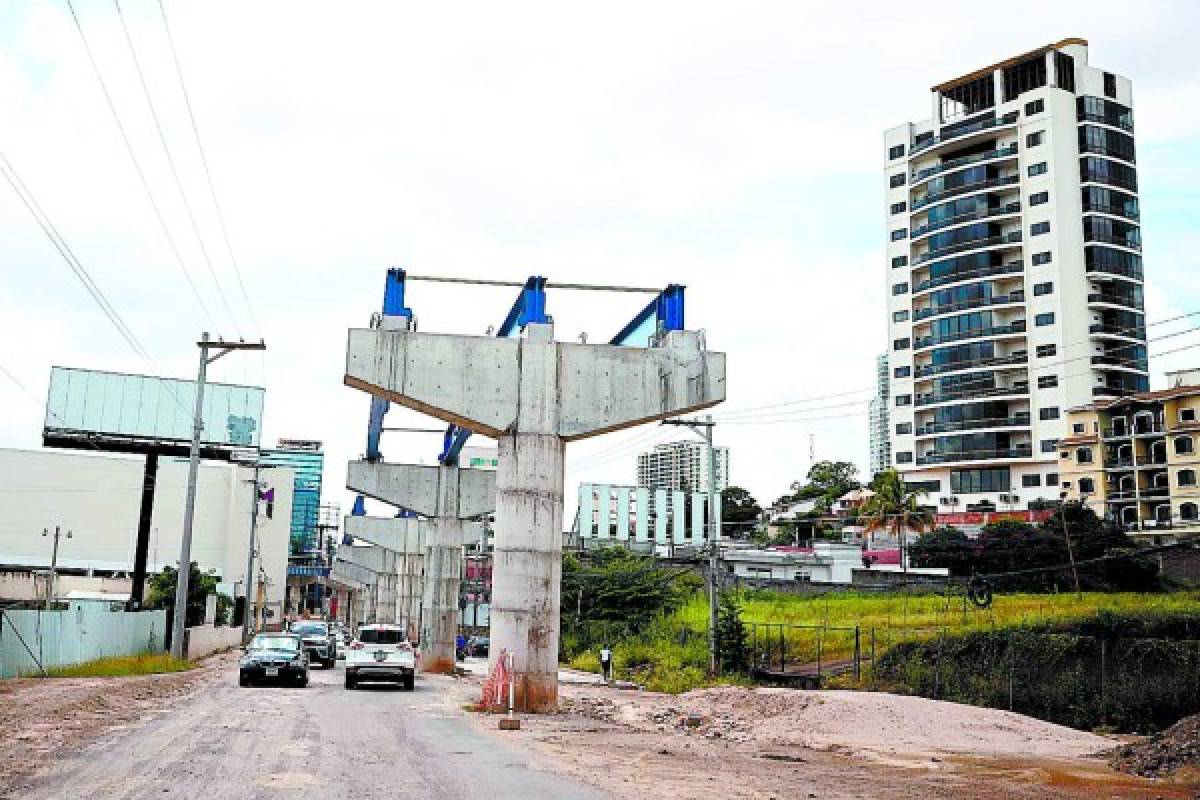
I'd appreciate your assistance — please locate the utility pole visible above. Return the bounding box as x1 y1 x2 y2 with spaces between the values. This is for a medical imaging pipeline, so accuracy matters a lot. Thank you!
1059 491 1083 599
171 333 266 660
41 526 72 610
663 415 719 674
242 464 262 641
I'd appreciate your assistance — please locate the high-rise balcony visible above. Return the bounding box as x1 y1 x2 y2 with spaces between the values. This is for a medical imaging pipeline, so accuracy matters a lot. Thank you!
916 445 1033 466
911 111 1020 155
914 320 1026 350
914 413 1031 436
1089 322 1147 338
913 261 1023 294
1086 261 1143 282
915 231 1023 265
910 202 1021 240
914 351 1027 378
911 175 1019 212
1088 292 1144 311
913 291 1025 322
915 381 1029 407
911 144 1019 184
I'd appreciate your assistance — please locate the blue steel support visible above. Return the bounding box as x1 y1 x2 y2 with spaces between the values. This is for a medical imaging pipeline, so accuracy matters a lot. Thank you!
609 284 685 345
440 275 549 465
366 268 414 462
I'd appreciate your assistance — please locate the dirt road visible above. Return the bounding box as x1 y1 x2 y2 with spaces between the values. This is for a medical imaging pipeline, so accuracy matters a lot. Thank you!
6 655 603 800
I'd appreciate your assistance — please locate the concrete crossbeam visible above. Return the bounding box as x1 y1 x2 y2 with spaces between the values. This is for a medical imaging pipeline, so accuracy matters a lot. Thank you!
347 462 496 519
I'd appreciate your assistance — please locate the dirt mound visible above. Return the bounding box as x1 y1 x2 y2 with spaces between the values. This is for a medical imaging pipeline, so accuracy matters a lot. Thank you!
1111 713 1200 779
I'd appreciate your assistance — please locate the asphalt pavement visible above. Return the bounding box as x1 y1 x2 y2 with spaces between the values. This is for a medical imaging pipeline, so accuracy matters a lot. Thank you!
15 657 608 800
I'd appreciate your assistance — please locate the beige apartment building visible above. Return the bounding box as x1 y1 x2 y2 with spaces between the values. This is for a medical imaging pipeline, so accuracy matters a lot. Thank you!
1060 370 1200 542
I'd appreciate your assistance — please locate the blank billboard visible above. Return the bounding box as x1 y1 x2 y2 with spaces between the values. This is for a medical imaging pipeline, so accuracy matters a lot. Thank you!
44 366 264 451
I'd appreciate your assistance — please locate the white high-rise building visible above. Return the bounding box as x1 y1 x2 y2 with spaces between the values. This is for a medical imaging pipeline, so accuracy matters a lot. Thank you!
637 441 730 493
869 353 891 478
884 39 1145 511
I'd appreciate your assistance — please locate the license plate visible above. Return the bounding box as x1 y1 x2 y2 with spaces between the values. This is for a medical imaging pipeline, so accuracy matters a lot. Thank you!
265 667 279 677
374 651 387 662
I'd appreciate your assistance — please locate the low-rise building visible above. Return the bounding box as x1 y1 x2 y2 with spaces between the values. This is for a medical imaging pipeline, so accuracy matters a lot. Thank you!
1060 371 1200 541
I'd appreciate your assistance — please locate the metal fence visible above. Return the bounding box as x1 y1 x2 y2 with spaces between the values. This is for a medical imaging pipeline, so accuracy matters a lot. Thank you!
0 605 167 678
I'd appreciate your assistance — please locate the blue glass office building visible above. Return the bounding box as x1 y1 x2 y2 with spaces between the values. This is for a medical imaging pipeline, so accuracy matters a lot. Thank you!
260 439 324 554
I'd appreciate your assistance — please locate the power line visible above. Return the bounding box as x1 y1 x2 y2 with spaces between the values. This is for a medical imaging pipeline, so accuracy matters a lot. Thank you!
111 0 241 337
156 0 262 339
64 0 217 331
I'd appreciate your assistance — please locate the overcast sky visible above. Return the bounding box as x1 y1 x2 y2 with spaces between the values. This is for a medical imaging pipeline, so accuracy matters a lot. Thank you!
2 0 1200 519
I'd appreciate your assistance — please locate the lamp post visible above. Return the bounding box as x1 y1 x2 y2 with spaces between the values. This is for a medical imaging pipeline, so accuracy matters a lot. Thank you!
42 526 72 609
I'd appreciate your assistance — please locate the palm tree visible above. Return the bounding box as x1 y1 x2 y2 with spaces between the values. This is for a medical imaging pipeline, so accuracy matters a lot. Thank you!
860 469 933 582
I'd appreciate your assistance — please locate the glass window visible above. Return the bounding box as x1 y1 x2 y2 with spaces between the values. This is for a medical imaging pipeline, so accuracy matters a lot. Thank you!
358 628 407 645
891 201 907 214
1077 447 1093 463
895 394 912 406
1046 472 1058 486
1179 469 1196 487
1183 503 1199 521
1026 131 1044 147
889 173 906 188
1031 221 1050 236
1175 436 1195 455
1029 191 1049 206
1080 156 1138 192
894 366 911 378
1103 72 1117 99
891 228 907 241
1032 251 1052 265
1035 312 1055 326
950 467 1010 493
1025 98 1044 116
893 338 910 351
893 310 909 322
1039 375 1059 389
889 144 906 160
1040 407 1060 420
1072 423 1084 433
1079 477 1096 494
896 451 913 464
1182 408 1197 423
1022 474 1041 487
1028 162 1048 177
1041 439 1059 453
1037 344 1057 357
896 422 912 435
1034 282 1053 296
893 282 909 295
892 255 908 268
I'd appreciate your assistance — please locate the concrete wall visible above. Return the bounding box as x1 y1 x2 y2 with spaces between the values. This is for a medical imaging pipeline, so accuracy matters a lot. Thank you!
184 624 243 660
0 448 292 612
0 571 133 603
0 606 167 678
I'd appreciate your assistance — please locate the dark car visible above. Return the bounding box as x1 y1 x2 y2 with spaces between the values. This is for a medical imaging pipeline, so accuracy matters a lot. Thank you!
467 635 489 657
239 634 308 687
289 620 337 668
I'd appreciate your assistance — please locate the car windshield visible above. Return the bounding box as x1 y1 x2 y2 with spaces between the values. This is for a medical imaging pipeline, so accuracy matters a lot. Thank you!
291 622 327 635
358 628 406 645
249 636 299 651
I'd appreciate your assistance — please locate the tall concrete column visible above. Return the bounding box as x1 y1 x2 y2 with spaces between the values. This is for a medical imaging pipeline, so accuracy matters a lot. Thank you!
491 432 564 709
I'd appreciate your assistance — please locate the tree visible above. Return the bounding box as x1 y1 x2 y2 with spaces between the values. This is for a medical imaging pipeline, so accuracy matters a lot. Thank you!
146 562 232 627
794 460 860 512
860 469 932 569
721 486 762 538
715 591 749 673
908 526 974 575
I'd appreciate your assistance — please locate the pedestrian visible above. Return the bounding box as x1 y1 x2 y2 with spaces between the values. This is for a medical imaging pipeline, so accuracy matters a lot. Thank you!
456 632 467 661
599 645 612 682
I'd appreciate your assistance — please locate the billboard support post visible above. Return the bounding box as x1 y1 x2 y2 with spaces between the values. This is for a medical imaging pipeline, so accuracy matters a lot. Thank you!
171 333 266 660
129 452 159 609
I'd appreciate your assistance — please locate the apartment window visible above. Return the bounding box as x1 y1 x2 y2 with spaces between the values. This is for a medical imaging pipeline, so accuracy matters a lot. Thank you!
896 422 913 435
1077 447 1093 464
1025 98 1045 116
1039 375 1059 389
891 201 907 214
1179 469 1197 487
1028 162 1048 177
891 228 907 241
893 310 909 323
1041 439 1059 453
1031 221 1050 236
889 144 906 160
1046 472 1059 486
1079 477 1096 494
893 338 910 351
1037 344 1057 357
894 366 911 378
895 394 912 406
1033 281 1054 296
1175 436 1195 455
889 173 906 188
1030 191 1049 206
1032 251 1053 266
1026 131 1044 147
1184 503 1200 522
1072 422 1085 434
1182 408 1197 423
892 282 909 295
892 255 908 269
1103 72 1117 99
951 467 1010 493
1035 312 1055 327
1022 474 1042 487
896 451 913 464
1040 407 1060 420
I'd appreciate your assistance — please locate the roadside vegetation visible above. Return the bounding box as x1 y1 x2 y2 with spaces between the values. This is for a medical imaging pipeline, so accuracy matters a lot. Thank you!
45 653 195 678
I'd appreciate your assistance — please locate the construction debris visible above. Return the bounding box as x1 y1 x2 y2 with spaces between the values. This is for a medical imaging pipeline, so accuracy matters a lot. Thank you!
1111 712 1200 778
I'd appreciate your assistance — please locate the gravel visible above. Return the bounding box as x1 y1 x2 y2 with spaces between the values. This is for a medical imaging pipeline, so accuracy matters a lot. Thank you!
1111 712 1200 779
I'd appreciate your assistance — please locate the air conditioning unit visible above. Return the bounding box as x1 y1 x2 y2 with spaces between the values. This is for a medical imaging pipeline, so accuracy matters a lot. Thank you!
999 493 1020 504
939 496 960 506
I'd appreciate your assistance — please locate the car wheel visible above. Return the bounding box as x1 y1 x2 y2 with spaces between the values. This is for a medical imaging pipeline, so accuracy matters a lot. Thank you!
403 674 415 691
326 658 336 669
239 673 250 688
345 673 356 690
298 673 309 688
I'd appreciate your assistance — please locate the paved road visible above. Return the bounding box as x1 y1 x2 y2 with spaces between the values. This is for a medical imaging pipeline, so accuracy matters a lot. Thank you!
16 658 607 800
